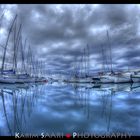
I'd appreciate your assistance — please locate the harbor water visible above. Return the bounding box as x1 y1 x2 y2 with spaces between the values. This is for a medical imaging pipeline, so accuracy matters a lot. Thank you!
0 82 140 136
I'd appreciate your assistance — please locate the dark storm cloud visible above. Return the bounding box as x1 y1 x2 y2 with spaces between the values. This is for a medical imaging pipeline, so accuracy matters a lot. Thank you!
0 4 140 75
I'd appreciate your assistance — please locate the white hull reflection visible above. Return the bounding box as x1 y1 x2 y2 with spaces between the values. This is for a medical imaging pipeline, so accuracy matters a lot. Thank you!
100 83 132 92
70 82 140 93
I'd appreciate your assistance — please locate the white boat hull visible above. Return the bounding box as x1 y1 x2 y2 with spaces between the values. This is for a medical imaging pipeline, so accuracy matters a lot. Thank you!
99 73 132 84
0 78 16 84
99 76 114 83
132 78 140 82
0 76 35 84
114 75 131 83
66 77 92 83
17 78 35 83
132 75 140 82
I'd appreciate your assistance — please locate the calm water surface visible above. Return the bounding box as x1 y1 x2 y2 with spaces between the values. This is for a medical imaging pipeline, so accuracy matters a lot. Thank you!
0 82 140 136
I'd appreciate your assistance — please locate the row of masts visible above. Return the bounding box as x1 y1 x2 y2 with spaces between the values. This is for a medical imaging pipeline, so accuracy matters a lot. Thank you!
65 29 140 84
71 44 90 79
69 29 113 80
0 12 47 83
101 31 112 74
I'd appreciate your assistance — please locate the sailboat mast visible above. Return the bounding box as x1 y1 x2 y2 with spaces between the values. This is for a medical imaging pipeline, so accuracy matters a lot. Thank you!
13 17 17 72
0 11 5 28
81 54 83 78
1 15 17 74
14 24 22 73
101 45 105 73
27 45 31 75
84 48 86 78
86 44 90 77
28 45 35 76
107 30 113 73
21 37 27 74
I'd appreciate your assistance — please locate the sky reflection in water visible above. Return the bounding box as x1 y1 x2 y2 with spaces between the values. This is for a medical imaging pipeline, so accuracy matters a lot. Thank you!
0 82 140 136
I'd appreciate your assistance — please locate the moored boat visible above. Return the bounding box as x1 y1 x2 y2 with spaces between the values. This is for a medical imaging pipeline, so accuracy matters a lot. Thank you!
0 15 47 84
131 74 140 83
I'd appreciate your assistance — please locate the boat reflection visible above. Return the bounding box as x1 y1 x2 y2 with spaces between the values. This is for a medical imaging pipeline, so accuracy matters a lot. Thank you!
0 82 45 136
70 82 140 93
0 82 140 135
70 82 140 133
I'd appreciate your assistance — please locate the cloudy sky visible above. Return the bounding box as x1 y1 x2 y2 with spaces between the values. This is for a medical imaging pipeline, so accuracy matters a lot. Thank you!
0 4 140 76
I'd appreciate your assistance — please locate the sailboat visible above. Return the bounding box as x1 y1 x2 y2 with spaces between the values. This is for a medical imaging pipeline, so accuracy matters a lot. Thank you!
98 31 114 84
99 30 132 84
0 15 18 83
113 71 132 83
77 45 93 83
0 15 47 84
67 45 93 83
